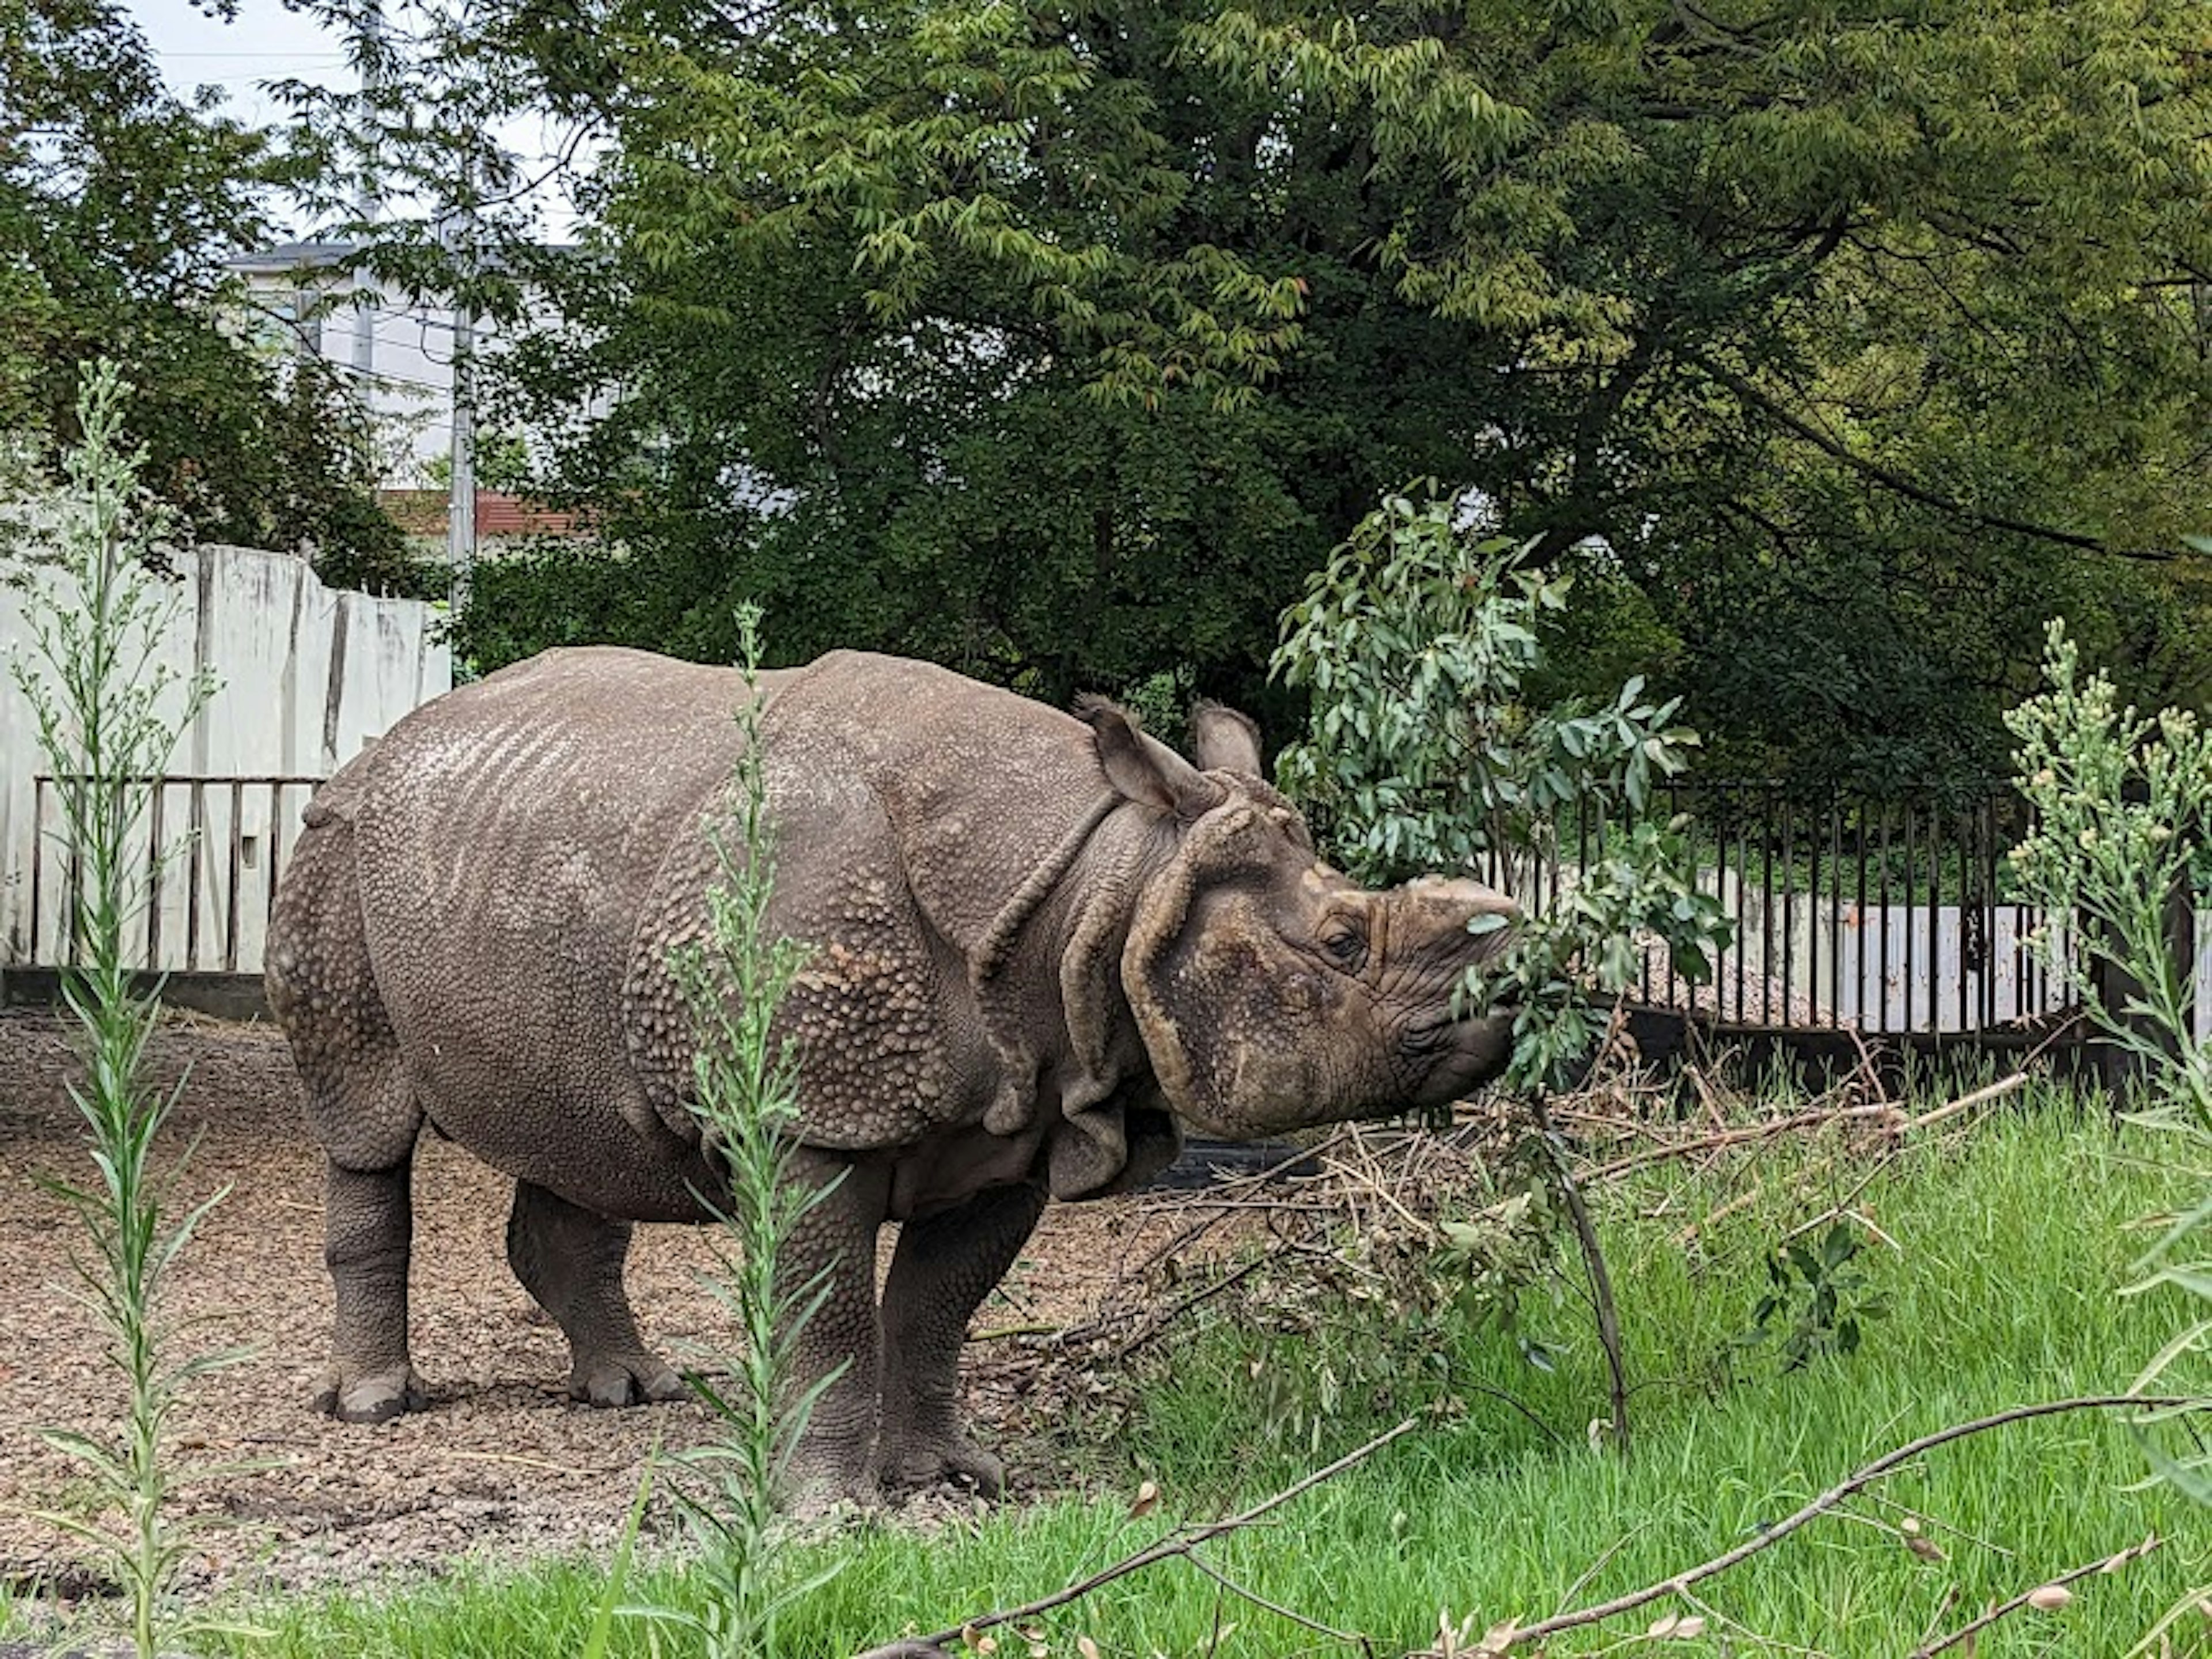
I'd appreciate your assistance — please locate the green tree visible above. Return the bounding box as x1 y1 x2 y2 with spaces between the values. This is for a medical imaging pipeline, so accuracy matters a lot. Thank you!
1 0 402 567
321 0 2212 777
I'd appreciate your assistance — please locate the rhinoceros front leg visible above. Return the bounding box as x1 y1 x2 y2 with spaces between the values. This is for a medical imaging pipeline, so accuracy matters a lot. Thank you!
777 1149 892 1509
877 1180 1048 1497
319 1156 428 1423
506 1180 687 1408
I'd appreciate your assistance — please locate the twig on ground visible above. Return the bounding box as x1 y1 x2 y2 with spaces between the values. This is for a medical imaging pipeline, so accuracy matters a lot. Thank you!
1904 1070 2029 1135
1537 1094 1631 1456
437 1448 619 1476
1595 1070 2026 1199
1119 1209 1231 1292
1586 1103 1906 1185
1676 1586 1834 1658
1413 1396 2206 1656
1183 1550 1376 1654
1909 1533 2163 1657
1849 1492 2014 1559
1845 1029 1889 1111
967 1322 1066 1344
1111 1253 1280 1363
1547 1521 1657 1618
1463 1382 1570 1449
850 1419 1417 1659
1911 1586 1962 1654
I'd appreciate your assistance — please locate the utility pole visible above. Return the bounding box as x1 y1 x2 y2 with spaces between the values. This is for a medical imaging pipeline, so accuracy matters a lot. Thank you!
447 160 476 618
447 308 475 615
350 1 382 410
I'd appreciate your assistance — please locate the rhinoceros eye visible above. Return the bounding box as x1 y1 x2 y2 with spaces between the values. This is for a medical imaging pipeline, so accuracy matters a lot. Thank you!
1321 923 1368 971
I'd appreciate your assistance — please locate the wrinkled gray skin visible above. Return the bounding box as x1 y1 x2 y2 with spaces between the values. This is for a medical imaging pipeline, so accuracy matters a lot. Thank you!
266 647 1517 1505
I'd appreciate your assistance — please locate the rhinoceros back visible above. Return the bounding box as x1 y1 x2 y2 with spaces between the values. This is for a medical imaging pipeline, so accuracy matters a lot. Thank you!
300 644 1122 1217
312 647 761 1213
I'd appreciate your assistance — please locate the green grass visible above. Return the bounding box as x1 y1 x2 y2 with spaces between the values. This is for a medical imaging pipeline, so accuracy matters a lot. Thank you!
107 1094 2212 1655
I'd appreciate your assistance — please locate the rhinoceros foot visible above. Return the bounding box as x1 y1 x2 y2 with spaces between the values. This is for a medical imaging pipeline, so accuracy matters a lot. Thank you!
881 1432 1005 1500
567 1353 688 1409
316 1363 427 1425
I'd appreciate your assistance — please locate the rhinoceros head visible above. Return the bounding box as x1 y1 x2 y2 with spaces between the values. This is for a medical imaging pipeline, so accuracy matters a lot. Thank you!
1078 698 1519 1141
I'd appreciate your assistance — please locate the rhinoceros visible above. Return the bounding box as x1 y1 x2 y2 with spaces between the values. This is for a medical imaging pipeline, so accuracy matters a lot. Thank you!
265 646 1517 1503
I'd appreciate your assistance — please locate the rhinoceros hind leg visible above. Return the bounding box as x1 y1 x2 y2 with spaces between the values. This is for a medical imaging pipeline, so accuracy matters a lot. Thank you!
877 1181 1048 1497
319 1156 429 1422
505 1179 686 1407
778 1150 893 1509
275 813 434 1422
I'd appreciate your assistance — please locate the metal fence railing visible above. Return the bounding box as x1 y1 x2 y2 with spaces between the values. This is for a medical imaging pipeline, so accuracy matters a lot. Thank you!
17 772 2205 1040
24 774 325 976
1469 783 2177 1037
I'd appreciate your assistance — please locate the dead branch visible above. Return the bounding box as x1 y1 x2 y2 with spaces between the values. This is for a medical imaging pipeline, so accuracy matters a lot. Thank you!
1109 1251 1281 1363
1414 1396 2206 1656
1536 1093 1632 1456
1909 1533 2164 1657
1183 1551 1376 1653
1904 1069 2028 1134
1586 1071 2025 1190
1547 1521 1656 1618
1676 1586 1835 1658
850 1419 1417 1659
1586 1103 1906 1184
1849 1493 2014 1559
1911 1586 1962 1653
1462 1382 1570 1449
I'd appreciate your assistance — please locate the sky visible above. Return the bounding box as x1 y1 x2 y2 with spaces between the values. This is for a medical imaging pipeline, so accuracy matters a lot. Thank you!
127 0 581 240
132 0 357 134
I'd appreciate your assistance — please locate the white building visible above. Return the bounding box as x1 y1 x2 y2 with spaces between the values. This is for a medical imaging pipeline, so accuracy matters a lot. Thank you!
226 240 468 487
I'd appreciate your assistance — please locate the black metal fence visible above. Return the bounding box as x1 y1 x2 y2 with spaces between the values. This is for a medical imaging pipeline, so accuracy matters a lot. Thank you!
1478 782 2205 1037
22 774 325 975
13 771 2207 1041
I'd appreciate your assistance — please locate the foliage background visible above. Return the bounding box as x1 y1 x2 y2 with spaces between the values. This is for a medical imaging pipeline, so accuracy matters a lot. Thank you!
2 0 402 571
293 0 2212 791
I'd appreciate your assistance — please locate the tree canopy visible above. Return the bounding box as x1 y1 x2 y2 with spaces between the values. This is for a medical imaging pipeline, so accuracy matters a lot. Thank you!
328 0 2212 787
1 0 400 565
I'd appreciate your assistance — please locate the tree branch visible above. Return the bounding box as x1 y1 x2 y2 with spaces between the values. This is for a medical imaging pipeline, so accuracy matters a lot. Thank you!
1183 1552 1376 1653
1415 1395 2207 1655
1698 358 2181 562
1910 1533 2164 1657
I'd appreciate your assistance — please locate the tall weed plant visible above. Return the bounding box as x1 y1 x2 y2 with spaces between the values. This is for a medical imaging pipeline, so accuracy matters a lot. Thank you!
2005 617 2212 1505
7 361 233 1657
656 602 841 1658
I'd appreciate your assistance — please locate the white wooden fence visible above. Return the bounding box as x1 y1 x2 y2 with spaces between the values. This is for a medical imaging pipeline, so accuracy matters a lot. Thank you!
2 544 450 975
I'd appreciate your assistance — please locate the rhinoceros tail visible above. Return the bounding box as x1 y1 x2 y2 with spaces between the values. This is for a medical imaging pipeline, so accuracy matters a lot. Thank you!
301 764 373 830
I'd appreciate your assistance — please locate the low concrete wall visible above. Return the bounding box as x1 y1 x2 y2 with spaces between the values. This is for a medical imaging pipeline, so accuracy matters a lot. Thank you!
0 967 273 1025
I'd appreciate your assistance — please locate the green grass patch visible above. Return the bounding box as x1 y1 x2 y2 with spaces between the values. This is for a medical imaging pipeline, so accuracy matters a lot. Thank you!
169 1097 2212 1655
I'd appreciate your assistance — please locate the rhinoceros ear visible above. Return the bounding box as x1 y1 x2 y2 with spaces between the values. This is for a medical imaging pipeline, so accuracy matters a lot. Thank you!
1190 700 1263 776
1076 695 1222 819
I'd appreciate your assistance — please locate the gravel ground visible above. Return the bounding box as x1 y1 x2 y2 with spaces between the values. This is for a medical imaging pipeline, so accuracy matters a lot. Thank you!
0 1009 1213 1604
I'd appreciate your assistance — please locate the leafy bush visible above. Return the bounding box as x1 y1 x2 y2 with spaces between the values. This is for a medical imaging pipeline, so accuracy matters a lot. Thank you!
1737 1222 1887 1375
1272 486 1730 1090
